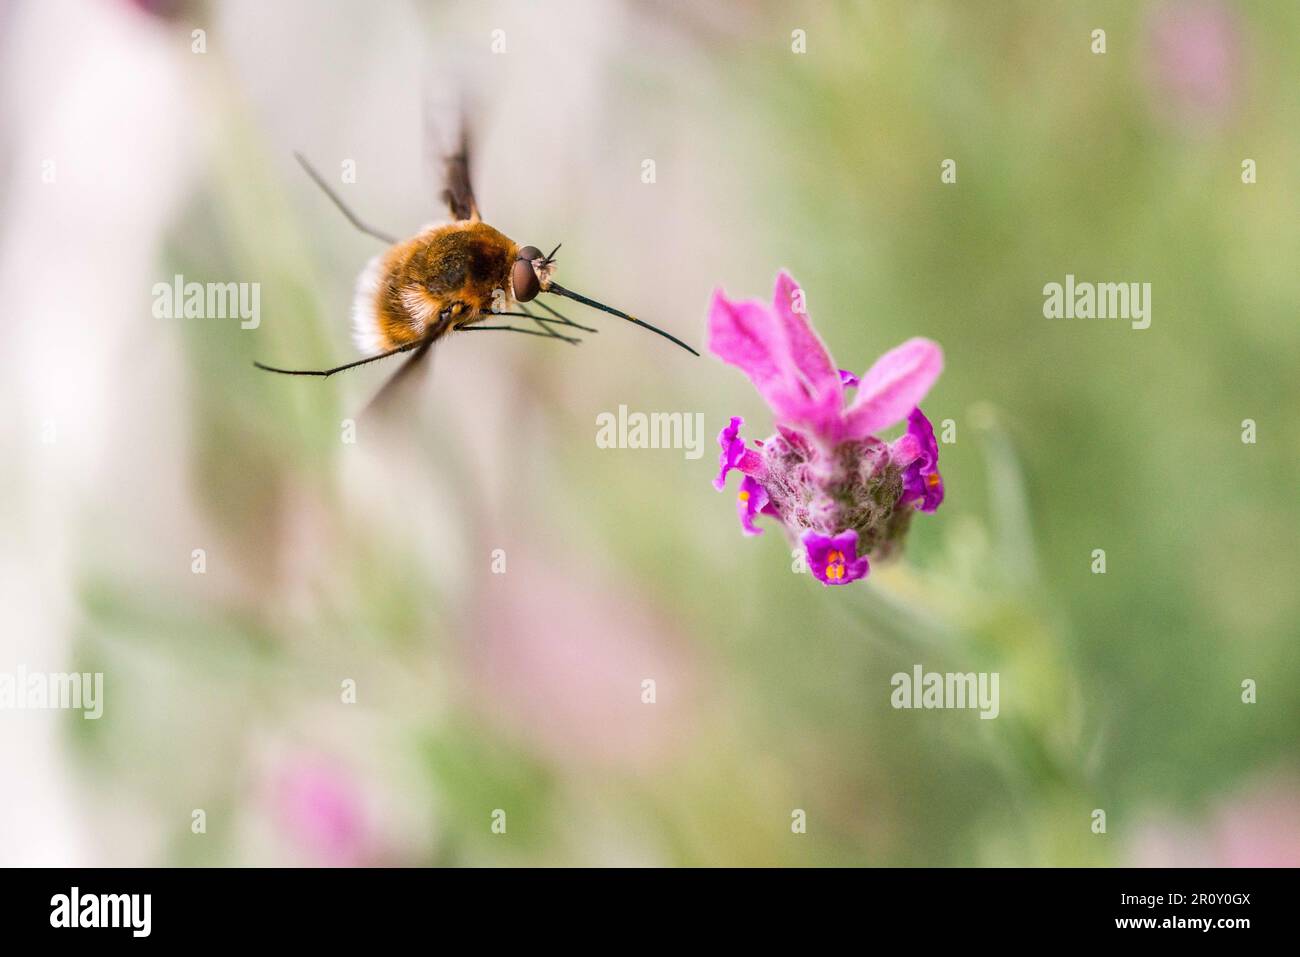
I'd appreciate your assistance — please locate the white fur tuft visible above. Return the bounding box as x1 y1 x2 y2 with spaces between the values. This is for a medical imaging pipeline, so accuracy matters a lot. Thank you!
350 253 387 354
398 285 437 330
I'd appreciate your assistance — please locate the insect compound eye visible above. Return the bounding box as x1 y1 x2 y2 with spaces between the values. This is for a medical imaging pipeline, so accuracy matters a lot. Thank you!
512 258 540 302
516 245 542 262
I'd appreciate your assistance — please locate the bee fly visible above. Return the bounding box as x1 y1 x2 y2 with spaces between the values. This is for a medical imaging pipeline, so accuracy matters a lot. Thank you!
253 132 698 393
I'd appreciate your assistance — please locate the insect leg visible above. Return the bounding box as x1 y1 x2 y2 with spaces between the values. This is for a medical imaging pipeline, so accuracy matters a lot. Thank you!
294 152 398 245
524 301 598 334
253 337 429 377
483 311 582 344
519 306 586 344
461 324 578 344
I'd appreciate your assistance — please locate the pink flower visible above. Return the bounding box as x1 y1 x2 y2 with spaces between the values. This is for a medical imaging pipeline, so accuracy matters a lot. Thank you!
736 475 769 536
898 407 944 512
1145 1 1241 133
469 539 698 771
709 272 942 446
709 272 944 585
802 529 871 585
1132 773 1300 868
274 761 373 867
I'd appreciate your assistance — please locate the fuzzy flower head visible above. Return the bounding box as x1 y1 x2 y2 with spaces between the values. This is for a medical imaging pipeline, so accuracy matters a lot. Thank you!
709 271 944 585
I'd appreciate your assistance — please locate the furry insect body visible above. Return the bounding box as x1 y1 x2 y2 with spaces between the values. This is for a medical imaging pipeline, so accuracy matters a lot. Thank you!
253 133 696 382
353 221 542 353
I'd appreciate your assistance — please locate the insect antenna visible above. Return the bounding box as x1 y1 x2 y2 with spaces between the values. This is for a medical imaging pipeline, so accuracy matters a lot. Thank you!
544 282 699 356
294 152 398 246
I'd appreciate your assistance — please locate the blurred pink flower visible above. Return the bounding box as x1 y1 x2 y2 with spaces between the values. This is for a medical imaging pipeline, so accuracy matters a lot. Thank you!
468 540 699 772
1132 772 1300 867
274 760 375 867
1213 777 1300 867
1144 1 1241 133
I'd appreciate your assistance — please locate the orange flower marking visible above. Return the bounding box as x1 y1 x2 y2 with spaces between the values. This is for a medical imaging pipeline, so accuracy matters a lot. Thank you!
826 549 846 581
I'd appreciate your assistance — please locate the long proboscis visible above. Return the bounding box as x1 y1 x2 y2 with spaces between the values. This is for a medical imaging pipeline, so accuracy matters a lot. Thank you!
545 282 699 356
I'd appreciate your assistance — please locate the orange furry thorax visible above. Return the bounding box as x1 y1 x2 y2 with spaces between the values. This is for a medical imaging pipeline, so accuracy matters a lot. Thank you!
353 220 518 352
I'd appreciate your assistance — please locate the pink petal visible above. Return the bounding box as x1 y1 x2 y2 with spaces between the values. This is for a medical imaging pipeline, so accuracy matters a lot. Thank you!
842 338 943 438
707 289 791 403
772 270 840 397
709 287 824 427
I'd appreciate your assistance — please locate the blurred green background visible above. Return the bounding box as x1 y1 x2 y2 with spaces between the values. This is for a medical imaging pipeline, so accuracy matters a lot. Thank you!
3 0 1296 866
